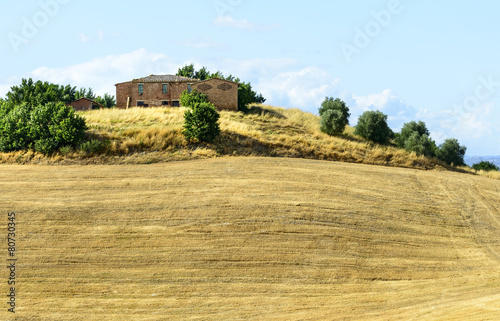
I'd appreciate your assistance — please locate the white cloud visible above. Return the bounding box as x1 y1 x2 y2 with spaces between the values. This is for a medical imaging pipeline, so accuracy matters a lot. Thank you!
27 48 179 95
214 16 280 31
79 33 91 43
350 89 418 130
256 66 341 112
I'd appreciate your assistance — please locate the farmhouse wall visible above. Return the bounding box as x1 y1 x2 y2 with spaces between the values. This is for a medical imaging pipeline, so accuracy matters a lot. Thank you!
192 78 238 111
115 75 239 111
115 82 189 108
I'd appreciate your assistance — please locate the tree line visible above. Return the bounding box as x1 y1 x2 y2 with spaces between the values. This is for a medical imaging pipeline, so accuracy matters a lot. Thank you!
318 97 474 167
7 78 116 108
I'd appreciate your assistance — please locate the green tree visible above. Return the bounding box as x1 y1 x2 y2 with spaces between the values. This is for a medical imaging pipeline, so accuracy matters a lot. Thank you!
177 64 196 79
436 138 467 166
183 102 221 143
75 87 96 100
320 109 348 136
472 161 499 172
94 93 116 108
396 121 437 157
354 110 393 144
0 101 87 154
318 97 350 136
180 89 210 107
6 78 77 107
396 121 429 148
195 67 211 81
404 132 437 157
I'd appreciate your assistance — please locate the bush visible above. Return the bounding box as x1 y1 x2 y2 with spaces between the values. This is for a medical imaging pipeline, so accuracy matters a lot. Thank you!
436 138 466 166
0 101 87 154
80 139 109 154
405 132 437 157
319 97 350 136
183 102 220 143
396 121 430 148
180 89 210 107
396 121 437 157
472 161 499 172
354 110 393 144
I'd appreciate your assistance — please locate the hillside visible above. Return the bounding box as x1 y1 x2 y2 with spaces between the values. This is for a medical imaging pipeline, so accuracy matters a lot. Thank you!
2 157 500 320
1 105 447 171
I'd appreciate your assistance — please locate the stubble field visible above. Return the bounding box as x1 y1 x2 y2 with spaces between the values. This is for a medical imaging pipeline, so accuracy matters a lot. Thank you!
1 157 500 320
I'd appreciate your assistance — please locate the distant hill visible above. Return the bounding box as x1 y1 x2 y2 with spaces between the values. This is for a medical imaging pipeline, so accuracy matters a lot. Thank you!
465 155 500 167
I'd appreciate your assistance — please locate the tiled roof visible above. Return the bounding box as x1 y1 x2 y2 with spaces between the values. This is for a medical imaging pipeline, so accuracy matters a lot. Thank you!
131 75 197 83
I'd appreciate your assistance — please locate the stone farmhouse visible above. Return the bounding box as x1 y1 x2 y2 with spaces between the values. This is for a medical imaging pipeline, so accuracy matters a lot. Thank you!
115 75 238 111
66 97 103 111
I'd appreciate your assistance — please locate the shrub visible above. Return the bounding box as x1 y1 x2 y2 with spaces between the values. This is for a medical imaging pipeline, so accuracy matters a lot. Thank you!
354 110 393 144
183 102 220 143
80 139 109 154
319 97 350 136
472 161 499 172
436 138 466 166
59 145 72 156
396 121 436 157
404 132 437 157
396 121 430 148
180 89 209 107
320 109 348 136
0 101 87 154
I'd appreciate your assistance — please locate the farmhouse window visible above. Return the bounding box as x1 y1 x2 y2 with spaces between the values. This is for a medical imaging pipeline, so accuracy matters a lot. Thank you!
137 101 145 107
162 84 168 94
138 84 144 94
162 101 169 106
172 101 180 107
188 84 192 93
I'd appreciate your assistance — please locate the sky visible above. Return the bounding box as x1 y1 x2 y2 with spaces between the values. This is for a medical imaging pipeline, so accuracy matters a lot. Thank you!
1 0 500 156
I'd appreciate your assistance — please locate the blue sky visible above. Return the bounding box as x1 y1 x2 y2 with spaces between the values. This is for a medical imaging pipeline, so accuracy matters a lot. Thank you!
1 0 500 156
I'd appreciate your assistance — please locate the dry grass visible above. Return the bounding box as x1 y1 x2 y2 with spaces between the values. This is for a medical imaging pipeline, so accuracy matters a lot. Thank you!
0 105 456 172
1 157 500 320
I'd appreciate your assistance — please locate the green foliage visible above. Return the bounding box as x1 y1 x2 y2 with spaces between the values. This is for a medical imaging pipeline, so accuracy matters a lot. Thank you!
177 64 212 81
76 87 96 100
94 93 116 108
320 109 347 136
180 90 210 108
237 81 266 113
183 102 220 143
6 78 116 108
472 161 499 172
80 139 109 154
436 138 466 166
176 65 266 112
396 121 436 157
7 78 77 107
405 132 437 157
396 121 430 148
318 97 350 119
354 110 393 144
319 97 350 136
59 145 72 156
0 101 87 154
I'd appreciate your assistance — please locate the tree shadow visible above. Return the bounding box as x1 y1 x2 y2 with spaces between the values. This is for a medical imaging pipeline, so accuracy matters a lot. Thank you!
246 105 287 119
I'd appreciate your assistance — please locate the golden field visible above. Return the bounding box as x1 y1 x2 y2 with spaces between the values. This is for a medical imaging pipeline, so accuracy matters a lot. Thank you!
1 157 500 320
